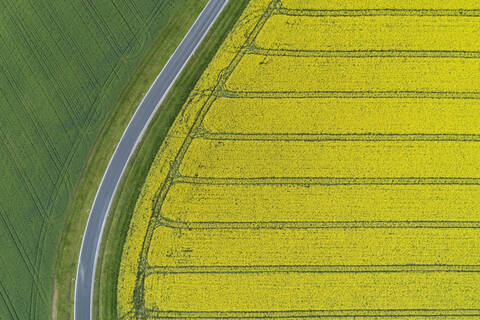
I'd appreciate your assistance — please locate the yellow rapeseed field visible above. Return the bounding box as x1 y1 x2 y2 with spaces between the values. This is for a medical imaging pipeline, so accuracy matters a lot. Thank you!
117 0 480 318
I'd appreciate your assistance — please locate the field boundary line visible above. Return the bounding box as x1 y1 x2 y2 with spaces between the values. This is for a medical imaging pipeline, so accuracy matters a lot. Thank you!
146 264 480 274
248 47 480 59
142 308 480 318
277 7 480 17
153 214 480 230
195 130 480 142
218 90 480 99
174 176 480 186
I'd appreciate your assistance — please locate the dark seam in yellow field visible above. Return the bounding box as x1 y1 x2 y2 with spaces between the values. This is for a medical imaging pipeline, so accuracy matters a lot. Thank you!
218 90 480 99
247 47 480 58
194 130 480 142
153 214 480 230
174 176 480 186
142 308 480 318
145 265 480 275
277 8 480 17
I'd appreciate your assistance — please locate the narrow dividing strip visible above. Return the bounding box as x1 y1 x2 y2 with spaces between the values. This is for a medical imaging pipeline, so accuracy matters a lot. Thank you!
248 47 480 58
195 130 480 142
143 308 480 319
154 214 480 230
218 90 480 99
146 264 480 275
174 176 480 186
277 7 480 17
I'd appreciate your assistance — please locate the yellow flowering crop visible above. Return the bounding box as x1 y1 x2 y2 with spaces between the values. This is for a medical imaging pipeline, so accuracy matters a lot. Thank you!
181 140 480 178
227 56 480 92
281 0 480 10
203 98 480 134
256 16 480 52
143 272 480 311
117 0 480 318
145 226 480 266
160 183 480 223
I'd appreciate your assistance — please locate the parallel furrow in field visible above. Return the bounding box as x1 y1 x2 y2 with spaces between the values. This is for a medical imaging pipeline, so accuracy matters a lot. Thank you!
146 265 480 275
115 0 144 26
0 98 58 189
0 280 20 320
26 0 97 109
81 0 124 58
277 8 480 17
0 54 62 173
143 309 480 319
109 0 139 45
175 176 480 186
0 209 48 305
0 108 49 320
195 131 480 142
218 90 480 99
47 3 101 89
70 1 118 72
2 2 82 126
0 204 44 320
0 129 49 221
0 29 75 142
28 0 100 104
154 216 480 230
248 47 480 58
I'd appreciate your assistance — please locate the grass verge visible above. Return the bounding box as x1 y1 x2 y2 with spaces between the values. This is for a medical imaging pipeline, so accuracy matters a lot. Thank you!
52 1 209 319
94 1 250 319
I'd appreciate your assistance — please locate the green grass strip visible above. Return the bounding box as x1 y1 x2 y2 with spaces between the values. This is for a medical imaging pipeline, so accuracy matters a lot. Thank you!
95 1 250 319
53 0 249 320
52 1 209 319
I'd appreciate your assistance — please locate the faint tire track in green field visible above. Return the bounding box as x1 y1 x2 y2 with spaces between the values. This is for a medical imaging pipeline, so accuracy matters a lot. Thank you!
0 280 19 320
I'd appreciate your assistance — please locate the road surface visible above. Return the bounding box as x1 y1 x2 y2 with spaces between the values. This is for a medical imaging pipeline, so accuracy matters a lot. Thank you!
74 1 229 319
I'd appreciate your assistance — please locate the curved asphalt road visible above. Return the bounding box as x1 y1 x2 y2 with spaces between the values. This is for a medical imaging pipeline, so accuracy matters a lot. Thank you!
74 1 228 319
